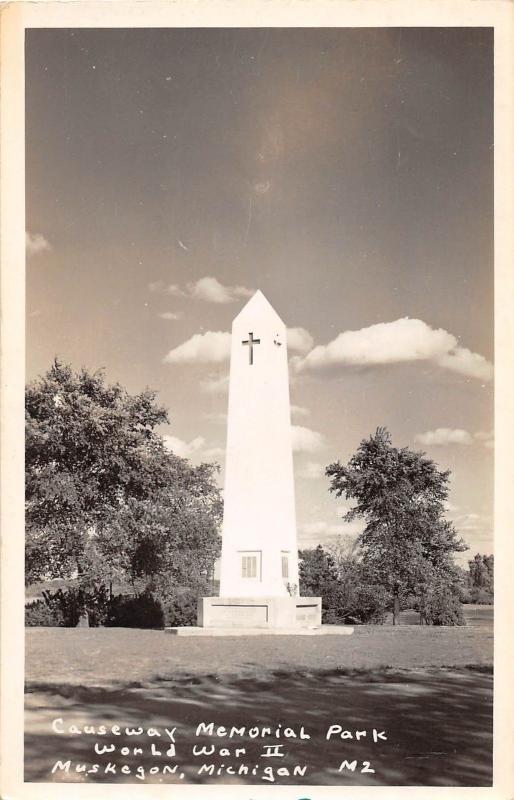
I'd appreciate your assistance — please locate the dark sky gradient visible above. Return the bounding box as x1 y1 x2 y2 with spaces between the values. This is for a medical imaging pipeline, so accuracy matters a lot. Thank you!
26 27 494 559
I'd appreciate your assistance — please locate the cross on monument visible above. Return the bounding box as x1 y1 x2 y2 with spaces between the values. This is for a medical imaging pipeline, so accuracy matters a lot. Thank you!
241 332 260 365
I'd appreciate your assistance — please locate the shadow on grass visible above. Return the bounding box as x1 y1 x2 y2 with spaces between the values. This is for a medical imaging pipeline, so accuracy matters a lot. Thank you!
25 666 492 787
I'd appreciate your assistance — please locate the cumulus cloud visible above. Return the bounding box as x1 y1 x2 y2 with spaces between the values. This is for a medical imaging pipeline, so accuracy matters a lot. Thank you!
415 428 474 446
163 434 206 459
300 521 339 536
452 511 493 560
158 311 183 320
149 281 168 293
453 512 483 532
436 347 493 382
163 331 231 364
202 445 225 461
292 317 493 381
167 284 186 296
415 428 494 448
189 277 253 303
296 461 325 479
163 434 224 463
299 519 362 542
286 327 314 354
295 318 453 369
200 373 230 395
26 231 50 256
150 282 187 296
291 425 325 453
153 276 253 303
475 430 494 449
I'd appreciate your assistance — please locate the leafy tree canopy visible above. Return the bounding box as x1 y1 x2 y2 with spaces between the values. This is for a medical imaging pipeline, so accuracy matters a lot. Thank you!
326 427 467 620
463 553 494 604
26 359 222 589
468 553 494 592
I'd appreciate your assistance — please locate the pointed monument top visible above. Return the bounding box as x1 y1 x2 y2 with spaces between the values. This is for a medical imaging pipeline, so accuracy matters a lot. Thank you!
233 290 285 327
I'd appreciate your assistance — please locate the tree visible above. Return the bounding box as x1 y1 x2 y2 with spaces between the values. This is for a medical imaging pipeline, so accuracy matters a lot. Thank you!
299 545 339 594
466 553 494 603
101 464 222 597
326 427 468 625
298 544 388 625
299 545 348 623
26 360 222 596
325 534 361 580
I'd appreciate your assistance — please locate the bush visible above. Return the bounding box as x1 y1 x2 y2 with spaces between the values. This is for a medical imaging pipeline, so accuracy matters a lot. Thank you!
300 546 390 625
39 585 112 627
26 585 139 627
107 591 164 629
458 587 472 604
26 585 165 628
418 585 466 626
163 589 200 627
320 581 350 624
351 585 389 624
25 599 64 626
466 588 494 605
320 581 388 625
25 587 108 627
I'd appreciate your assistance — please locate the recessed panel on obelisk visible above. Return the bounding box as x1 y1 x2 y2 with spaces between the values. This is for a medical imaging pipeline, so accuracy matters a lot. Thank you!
198 291 322 629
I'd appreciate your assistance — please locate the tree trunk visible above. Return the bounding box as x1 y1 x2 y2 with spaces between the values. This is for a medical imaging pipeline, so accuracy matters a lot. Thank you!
392 580 400 625
393 594 400 625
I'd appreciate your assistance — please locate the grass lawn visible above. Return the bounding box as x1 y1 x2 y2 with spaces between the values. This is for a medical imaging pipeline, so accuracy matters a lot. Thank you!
25 623 493 787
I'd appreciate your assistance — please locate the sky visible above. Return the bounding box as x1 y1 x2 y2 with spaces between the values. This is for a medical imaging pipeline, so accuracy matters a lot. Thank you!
26 27 494 563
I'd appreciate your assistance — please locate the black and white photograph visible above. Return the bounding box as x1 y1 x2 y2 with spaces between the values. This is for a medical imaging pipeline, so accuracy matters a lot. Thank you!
1 2 513 797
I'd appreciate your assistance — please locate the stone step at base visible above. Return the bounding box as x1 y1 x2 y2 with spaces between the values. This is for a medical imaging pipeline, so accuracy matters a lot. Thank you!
164 625 354 637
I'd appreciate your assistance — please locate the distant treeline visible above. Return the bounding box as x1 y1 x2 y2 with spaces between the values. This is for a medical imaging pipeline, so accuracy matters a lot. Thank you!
461 553 494 605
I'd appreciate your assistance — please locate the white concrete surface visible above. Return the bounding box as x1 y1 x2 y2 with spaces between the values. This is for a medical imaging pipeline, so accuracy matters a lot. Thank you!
198 595 322 628
165 626 354 637
219 291 299 597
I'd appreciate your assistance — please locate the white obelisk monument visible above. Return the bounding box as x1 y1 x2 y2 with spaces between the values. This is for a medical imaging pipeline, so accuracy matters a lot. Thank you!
198 291 321 629
220 290 299 596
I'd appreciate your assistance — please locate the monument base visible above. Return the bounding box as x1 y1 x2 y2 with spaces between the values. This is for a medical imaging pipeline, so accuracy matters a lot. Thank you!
196 595 322 629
